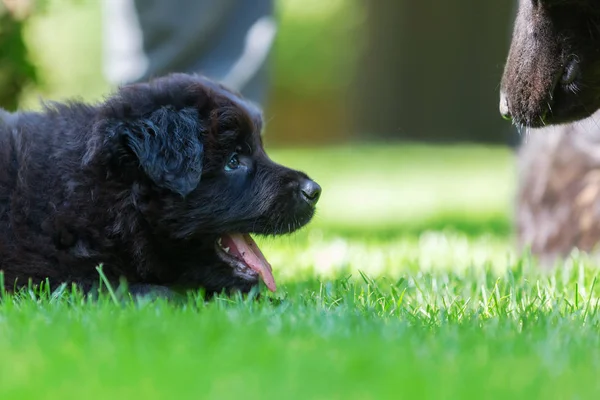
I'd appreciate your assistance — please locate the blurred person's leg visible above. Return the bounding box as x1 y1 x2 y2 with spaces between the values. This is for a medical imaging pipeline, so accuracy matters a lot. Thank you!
102 0 276 105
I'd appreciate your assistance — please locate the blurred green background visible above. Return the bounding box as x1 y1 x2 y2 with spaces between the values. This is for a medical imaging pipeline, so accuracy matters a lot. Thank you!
0 0 518 238
3 0 516 144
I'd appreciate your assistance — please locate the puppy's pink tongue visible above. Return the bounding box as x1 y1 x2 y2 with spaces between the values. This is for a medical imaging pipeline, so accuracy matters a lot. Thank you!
222 233 276 292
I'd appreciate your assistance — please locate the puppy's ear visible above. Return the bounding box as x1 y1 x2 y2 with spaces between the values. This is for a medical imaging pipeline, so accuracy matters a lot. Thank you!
117 107 204 197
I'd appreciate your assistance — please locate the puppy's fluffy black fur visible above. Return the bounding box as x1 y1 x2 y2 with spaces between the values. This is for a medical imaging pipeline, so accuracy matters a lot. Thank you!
0 73 320 295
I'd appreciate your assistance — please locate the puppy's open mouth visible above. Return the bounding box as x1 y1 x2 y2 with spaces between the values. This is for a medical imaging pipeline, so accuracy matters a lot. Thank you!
215 233 276 292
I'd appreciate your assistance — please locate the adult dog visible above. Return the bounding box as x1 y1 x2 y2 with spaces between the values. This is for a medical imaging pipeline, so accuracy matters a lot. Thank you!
500 0 600 127
0 73 321 296
499 1 600 264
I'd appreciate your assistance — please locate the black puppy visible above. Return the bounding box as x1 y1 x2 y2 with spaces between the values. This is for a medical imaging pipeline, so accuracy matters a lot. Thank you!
500 0 600 127
0 73 321 296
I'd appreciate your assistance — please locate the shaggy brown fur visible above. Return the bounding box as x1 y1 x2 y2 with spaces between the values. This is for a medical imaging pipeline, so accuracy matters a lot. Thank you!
516 112 600 262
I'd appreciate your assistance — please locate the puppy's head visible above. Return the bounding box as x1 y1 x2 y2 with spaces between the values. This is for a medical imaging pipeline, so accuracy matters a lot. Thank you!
500 0 600 127
96 73 321 293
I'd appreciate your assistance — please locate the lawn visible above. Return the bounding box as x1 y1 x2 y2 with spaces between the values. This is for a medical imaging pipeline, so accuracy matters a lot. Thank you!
1 144 600 399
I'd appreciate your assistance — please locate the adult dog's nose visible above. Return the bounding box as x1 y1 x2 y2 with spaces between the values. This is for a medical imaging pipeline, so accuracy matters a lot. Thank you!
499 91 512 121
300 179 321 207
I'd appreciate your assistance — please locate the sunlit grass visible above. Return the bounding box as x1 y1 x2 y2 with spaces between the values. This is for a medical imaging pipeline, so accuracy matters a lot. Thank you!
269 143 516 230
1 235 600 399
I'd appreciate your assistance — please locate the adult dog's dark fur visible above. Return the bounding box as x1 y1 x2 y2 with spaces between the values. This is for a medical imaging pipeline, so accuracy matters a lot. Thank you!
0 73 321 296
500 0 600 127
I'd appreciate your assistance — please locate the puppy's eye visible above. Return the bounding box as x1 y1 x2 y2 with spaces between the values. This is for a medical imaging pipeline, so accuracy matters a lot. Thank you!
225 153 240 171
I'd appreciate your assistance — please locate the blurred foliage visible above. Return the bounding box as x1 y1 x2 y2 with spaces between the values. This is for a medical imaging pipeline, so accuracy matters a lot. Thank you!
272 0 365 98
13 0 365 113
0 1 38 110
19 0 106 108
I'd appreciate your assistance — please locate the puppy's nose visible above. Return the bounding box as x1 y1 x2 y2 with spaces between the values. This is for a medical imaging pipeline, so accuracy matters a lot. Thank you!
300 179 321 206
499 91 512 121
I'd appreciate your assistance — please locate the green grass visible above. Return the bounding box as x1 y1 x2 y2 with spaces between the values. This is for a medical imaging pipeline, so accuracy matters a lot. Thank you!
1 144 600 399
269 143 516 234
